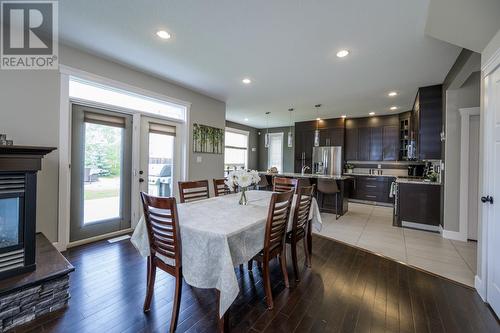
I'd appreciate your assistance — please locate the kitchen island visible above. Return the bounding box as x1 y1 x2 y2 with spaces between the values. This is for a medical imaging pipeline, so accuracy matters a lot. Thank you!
259 172 353 216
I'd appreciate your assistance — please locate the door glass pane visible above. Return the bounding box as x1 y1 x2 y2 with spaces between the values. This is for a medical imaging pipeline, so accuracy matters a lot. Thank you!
148 133 174 197
0 198 20 248
83 123 122 224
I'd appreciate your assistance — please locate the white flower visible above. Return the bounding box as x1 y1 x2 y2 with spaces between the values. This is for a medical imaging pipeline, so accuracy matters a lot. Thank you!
225 169 261 191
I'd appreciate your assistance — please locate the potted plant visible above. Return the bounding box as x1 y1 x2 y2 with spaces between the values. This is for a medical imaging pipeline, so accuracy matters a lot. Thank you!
345 163 355 174
225 170 261 205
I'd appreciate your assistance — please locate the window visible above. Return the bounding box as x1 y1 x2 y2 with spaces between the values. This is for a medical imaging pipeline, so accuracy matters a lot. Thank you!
268 132 283 172
224 128 249 171
69 77 186 120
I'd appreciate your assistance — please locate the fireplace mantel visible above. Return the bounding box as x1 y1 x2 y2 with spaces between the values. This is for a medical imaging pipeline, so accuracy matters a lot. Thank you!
0 145 56 280
0 146 56 172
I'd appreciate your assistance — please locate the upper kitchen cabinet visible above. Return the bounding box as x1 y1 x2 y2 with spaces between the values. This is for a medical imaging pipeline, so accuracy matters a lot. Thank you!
413 85 443 160
294 118 345 172
345 115 399 161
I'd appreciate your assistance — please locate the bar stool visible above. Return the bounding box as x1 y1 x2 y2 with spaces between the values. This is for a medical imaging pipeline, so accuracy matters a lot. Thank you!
317 179 341 220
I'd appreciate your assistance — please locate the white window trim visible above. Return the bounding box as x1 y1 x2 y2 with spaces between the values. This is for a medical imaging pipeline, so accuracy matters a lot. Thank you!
56 65 191 251
224 127 249 169
267 132 284 172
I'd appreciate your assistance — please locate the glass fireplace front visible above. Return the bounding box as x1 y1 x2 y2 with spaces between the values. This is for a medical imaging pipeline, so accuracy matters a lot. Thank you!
0 196 22 251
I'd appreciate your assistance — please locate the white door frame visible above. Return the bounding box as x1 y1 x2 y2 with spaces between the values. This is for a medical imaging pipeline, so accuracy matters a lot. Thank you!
457 107 480 242
476 48 500 301
56 65 191 251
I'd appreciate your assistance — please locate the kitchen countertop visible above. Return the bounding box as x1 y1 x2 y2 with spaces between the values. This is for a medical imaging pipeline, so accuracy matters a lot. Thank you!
343 172 399 178
395 177 441 185
259 172 352 180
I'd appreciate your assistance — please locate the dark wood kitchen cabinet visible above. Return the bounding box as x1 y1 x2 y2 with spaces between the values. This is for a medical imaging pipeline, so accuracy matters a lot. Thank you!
350 175 395 203
294 118 344 172
345 127 358 161
413 85 443 160
382 125 399 160
397 182 441 226
345 115 399 161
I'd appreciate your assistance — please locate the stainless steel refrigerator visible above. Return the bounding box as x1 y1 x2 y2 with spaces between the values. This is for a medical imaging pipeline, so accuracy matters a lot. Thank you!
312 146 342 176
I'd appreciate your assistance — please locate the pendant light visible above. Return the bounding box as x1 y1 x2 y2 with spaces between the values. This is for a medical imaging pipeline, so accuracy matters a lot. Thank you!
264 112 270 148
287 108 294 148
314 104 321 147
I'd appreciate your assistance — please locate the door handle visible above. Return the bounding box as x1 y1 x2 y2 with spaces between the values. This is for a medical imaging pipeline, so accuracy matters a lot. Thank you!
481 195 494 204
139 178 145 183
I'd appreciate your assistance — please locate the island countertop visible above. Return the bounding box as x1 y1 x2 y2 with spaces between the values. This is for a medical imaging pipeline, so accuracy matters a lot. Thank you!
258 172 352 180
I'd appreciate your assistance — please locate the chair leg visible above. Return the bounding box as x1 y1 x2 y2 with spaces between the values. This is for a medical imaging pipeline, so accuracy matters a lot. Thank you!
169 271 182 333
247 259 253 271
143 256 156 312
290 241 300 281
262 262 274 309
303 236 312 268
335 192 339 220
279 251 290 288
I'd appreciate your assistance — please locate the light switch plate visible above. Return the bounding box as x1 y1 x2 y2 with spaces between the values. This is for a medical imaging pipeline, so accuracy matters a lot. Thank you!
252 147 256 152
196 156 202 163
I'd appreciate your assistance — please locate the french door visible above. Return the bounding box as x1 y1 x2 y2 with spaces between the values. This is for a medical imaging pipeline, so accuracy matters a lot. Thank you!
139 116 180 199
70 105 132 242
486 65 500 316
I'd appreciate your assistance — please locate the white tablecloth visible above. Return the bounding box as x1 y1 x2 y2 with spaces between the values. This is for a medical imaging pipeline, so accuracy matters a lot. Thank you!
131 190 322 317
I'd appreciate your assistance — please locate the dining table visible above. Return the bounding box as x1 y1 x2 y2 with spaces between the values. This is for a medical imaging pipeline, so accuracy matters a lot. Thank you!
131 190 322 329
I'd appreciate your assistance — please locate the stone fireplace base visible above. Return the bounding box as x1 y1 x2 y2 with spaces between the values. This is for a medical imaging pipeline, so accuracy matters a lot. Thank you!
0 234 74 332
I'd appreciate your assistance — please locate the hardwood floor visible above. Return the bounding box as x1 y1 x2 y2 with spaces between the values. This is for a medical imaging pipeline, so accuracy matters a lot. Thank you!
12 235 499 333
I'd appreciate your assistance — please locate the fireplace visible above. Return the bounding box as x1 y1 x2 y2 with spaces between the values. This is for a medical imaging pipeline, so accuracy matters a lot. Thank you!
0 146 55 280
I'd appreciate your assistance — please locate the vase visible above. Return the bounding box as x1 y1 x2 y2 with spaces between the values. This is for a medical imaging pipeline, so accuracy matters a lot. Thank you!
239 187 248 205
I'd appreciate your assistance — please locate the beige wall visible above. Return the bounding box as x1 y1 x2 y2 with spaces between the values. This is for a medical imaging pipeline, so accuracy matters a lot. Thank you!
0 44 226 242
443 72 481 232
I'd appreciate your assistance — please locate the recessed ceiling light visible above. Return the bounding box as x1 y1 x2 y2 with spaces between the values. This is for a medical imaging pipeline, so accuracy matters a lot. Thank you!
336 49 350 58
388 91 398 97
156 30 171 39
369 112 375 116
242 78 251 84
390 106 398 111
341 115 347 118
244 118 249 121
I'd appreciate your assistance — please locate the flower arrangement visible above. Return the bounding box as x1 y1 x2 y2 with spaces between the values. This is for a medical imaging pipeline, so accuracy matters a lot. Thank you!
345 163 355 173
225 170 261 205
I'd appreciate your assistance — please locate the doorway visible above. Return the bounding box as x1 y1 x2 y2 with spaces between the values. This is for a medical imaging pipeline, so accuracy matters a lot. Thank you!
139 117 180 198
70 104 132 242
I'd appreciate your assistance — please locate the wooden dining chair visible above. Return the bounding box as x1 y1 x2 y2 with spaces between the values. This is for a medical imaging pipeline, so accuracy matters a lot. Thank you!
140 192 182 333
273 177 298 193
178 180 209 203
248 190 294 309
213 178 229 197
286 185 315 281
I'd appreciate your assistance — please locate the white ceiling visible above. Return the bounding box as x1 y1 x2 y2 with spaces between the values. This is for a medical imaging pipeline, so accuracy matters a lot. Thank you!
59 0 461 128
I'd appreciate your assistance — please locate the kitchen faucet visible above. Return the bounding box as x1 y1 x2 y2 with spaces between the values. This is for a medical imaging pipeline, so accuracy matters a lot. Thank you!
301 165 310 175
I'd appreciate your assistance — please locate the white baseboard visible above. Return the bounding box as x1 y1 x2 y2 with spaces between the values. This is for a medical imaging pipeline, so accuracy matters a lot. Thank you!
475 275 486 301
67 228 134 248
440 225 468 241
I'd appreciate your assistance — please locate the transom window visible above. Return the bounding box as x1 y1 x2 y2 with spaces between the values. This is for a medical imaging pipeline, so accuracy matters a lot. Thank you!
69 77 186 120
224 128 249 171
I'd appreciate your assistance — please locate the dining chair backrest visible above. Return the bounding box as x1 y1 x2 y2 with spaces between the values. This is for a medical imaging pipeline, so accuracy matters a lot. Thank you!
140 192 181 267
264 190 294 257
213 178 229 197
291 185 315 237
273 177 298 193
178 180 210 203
317 178 340 194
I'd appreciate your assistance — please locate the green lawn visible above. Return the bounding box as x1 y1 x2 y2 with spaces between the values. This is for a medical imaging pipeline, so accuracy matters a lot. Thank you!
84 188 119 200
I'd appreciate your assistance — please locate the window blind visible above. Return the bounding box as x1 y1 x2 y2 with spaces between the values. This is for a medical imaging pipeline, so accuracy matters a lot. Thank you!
149 122 176 136
84 111 126 128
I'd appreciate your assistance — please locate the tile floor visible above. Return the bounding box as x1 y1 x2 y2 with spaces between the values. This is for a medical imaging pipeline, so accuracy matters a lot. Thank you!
315 202 477 287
